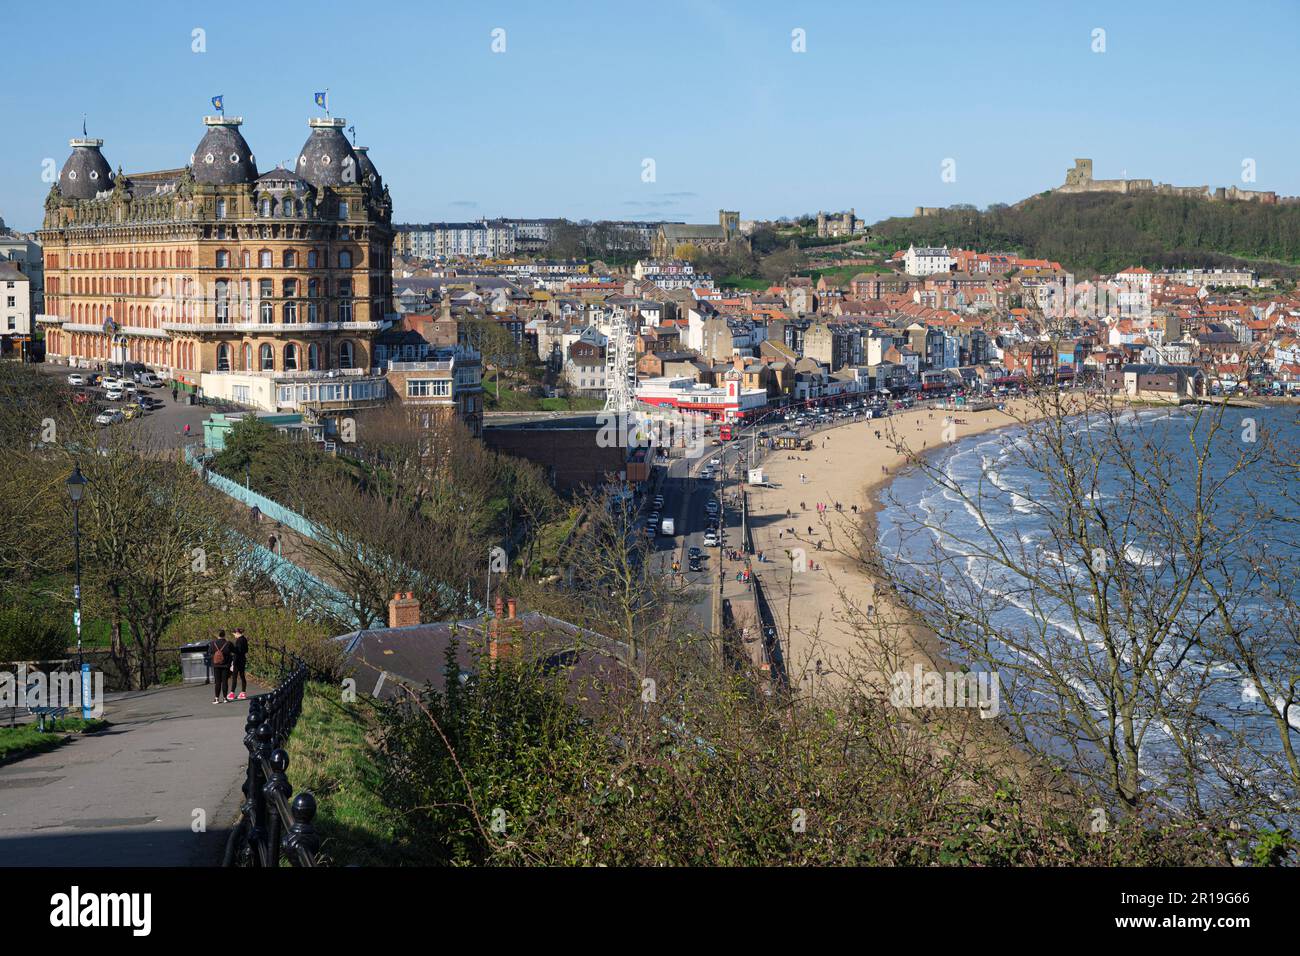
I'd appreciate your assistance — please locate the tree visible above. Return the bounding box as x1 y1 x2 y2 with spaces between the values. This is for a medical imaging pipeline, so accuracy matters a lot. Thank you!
863 391 1298 844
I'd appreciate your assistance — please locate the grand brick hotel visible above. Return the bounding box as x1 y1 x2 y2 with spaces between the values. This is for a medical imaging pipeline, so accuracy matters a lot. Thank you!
37 114 395 418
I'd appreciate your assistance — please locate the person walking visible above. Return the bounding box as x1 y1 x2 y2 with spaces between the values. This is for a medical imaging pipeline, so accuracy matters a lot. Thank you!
172 385 178 403
209 630 233 704
227 628 249 700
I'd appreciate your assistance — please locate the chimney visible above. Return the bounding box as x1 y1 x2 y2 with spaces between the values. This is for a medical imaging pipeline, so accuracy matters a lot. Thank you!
388 591 420 629
490 594 519 660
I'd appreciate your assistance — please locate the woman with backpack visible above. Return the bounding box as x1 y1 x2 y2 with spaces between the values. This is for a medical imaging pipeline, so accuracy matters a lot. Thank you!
226 628 249 701
209 630 233 704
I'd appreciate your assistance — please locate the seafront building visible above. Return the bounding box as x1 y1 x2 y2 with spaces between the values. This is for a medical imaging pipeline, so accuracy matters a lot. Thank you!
36 114 396 425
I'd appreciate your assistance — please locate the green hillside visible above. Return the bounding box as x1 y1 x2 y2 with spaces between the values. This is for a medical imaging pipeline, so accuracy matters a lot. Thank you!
872 191 1300 278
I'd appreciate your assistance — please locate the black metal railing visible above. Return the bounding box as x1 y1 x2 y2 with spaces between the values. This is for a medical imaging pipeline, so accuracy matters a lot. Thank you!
223 654 322 867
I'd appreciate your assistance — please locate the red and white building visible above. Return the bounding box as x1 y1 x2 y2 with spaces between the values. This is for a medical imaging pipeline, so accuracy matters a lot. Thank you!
634 374 768 422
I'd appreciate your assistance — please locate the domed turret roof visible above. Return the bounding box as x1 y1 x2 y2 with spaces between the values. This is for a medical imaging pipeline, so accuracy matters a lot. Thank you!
354 145 381 193
190 116 258 185
59 138 114 200
296 117 361 188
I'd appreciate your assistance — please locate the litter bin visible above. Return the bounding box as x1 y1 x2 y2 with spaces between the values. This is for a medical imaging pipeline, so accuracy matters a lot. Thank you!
179 641 211 685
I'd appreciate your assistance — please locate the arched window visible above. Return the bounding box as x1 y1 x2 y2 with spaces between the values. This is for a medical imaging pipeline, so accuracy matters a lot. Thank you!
260 198 271 217
259 250 272 268
282 250 296 268
215 280 229 322
283 301 297 324
338 250 352 268
307 250 319 269
242 343 253 371
338 340 355 369
216 343 231 372
260 344 274 371
282 279 296 298
283 343 299 371
215 250 229 268
308 343 321 371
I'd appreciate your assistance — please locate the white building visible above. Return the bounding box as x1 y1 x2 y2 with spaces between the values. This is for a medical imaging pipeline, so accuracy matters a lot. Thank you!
399 220 517 258
902 244 955 276
0 262 32 341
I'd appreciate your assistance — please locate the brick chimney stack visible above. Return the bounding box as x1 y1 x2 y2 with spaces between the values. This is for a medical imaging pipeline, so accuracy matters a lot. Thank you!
490 594 519 660
388 591 420 629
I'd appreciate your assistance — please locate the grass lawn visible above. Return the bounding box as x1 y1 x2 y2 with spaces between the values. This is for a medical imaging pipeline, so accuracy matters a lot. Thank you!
718 276 771 291
484 377 602 413
0 717 109 765
284 682 414 866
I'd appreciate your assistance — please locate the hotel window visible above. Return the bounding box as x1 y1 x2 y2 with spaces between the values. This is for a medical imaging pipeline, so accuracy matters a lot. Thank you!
338 250 352 268
260 198 271 217
242 343 253 371
216 200 227 219
215 280 229 322
308 343 321 371
338 201 348 219
308 250 319 268
216 344 231 371
259 250 274 268
407 379 451 398
283 301 297 323
216 250 229 268
283 250 296 268
233 385 251 404
338 340 354 369
284 343 299 371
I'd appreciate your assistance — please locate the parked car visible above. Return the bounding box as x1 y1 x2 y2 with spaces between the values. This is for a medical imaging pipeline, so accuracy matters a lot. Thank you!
703 531 719 547
688 557 703 572
139 395 164 410
100 376 121 390
687 547 702 560
95 409 124 426
67 373 85 386
139 372 163 388
104 388 124 402
121 403 143 420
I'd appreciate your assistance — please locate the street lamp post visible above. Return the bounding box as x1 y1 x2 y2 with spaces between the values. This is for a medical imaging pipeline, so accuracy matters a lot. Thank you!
66 464 88 668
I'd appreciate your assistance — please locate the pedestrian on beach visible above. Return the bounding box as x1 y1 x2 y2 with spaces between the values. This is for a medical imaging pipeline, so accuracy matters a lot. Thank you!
227 627 249 700
209 630 233 704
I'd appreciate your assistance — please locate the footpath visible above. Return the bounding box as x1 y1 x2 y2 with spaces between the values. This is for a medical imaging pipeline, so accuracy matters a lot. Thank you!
0 682 256 867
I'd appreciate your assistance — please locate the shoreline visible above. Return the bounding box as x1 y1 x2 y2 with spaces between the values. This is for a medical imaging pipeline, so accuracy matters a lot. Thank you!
747 398 1042 693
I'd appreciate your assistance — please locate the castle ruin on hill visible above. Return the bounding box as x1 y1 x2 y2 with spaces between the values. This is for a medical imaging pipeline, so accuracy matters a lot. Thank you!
1058 158 1287 204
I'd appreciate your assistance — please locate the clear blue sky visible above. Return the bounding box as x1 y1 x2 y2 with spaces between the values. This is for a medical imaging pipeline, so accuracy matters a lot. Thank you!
3 0 1297 232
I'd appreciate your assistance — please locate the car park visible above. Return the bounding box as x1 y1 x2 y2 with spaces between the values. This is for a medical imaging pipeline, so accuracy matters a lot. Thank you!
139 395 164 410
104 388 124 402
95 408 124 426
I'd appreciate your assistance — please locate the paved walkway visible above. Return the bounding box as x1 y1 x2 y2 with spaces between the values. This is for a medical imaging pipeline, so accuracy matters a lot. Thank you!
0 681 260 866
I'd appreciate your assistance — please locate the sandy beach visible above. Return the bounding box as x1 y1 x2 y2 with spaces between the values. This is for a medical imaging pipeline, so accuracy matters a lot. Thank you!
746 398 1039 696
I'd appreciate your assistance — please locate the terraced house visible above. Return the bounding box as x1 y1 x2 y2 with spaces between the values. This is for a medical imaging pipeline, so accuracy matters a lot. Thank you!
37 113 396 422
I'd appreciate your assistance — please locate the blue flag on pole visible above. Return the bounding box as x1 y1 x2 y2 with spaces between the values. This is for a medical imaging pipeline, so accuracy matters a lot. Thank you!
211 95 224 113
314 91 328 111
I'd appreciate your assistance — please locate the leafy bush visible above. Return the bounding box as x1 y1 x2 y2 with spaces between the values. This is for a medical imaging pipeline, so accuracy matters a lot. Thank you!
0 607 68 663
164 606 344 682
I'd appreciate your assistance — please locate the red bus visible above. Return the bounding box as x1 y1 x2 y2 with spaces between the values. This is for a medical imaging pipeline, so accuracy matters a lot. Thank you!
719 424 734 441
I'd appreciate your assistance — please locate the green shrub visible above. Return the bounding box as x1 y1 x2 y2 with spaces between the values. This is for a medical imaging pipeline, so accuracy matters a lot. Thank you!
0 607 68 663
164 606 344 682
